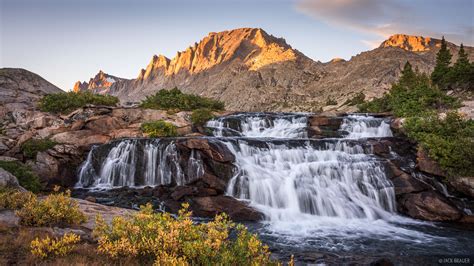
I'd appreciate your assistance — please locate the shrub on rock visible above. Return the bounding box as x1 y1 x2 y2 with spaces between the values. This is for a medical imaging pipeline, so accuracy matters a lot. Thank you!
191 108 215 126
39 91 119 114
140 120 178 137
139 88 224 111
20 138 57 159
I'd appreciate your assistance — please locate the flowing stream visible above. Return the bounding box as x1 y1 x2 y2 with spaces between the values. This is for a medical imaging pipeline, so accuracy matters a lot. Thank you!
76 113 474 263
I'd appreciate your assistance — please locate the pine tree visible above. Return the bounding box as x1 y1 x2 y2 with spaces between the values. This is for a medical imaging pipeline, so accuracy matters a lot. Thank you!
431 36 452 89
399 61 416 86
451 44 471 83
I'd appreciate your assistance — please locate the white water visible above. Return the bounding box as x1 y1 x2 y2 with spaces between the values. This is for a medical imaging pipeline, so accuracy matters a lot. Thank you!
222 114 441 242
206 114 308 138
76 139 203 189
340 114 393 139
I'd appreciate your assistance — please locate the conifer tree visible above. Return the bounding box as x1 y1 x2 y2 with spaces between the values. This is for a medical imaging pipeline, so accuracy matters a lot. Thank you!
399 61 416 85
431 36 452 89
451 44 471 83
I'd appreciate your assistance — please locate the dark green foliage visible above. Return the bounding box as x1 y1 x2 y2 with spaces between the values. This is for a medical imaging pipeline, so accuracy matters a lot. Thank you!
139 88 225 111
191 108 215 126
358 64 459 116
39 91 119 114
344 92 365 106
21 139 57 159
0 161 42 193
325 97 337 106
431 36 452 88
404 112 474 176
140 120 178 137
447 44 474 90
358 96 390 113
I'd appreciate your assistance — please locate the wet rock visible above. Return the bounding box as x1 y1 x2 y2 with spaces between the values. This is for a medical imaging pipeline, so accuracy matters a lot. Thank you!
448 177 474 198
386 162 428 195
308 116 342 129
416 147 446 177
398 191 462 221
178 138 234 163
189 195 263 221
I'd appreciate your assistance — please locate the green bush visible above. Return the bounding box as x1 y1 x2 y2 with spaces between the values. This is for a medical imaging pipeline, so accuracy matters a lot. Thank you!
344 92 365 106
141 120 178 137
404 112 474 176
191 108 215 126
21 139 57 159
140 88 225 111
39 91 119 114
0 161 42 192
93 203 275 265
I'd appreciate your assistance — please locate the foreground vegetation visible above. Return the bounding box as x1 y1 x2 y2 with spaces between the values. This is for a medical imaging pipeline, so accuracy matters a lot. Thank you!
140 88 225 111
39 91 119 114
94 203 275 265
358 38 473 177
0 188 279 264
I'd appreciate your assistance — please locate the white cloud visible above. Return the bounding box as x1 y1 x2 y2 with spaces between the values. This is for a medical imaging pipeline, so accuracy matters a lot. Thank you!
295 0 474 47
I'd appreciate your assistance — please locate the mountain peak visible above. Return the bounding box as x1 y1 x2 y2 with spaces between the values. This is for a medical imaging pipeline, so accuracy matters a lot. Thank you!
380 34 441 52
73 70 126 93
138 27 303 80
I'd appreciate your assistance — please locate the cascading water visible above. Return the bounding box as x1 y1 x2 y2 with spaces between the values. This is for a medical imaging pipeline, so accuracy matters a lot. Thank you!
76 139 203 189
225 140 396 221
224 114 397 222
340 114 393 139
206 113 308 138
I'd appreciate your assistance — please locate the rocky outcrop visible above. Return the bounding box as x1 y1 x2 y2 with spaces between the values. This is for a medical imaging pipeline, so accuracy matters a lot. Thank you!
0 68 63 112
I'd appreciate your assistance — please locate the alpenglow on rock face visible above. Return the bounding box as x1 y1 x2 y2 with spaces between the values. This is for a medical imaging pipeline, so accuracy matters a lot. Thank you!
73 29 474 112
73 70 128 94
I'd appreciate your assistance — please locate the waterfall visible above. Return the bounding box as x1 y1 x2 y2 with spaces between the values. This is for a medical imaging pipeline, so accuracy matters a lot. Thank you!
225 140 396 221
340 114 393 139
206 113 308 138
76 139 203 189
225 114 397 221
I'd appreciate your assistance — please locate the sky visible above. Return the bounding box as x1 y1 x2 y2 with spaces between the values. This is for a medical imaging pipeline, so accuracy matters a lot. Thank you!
1 0 473 91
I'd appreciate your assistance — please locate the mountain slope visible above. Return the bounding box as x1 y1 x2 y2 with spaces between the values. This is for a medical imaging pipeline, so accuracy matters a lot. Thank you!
74 30 474 111
0 68 63 111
